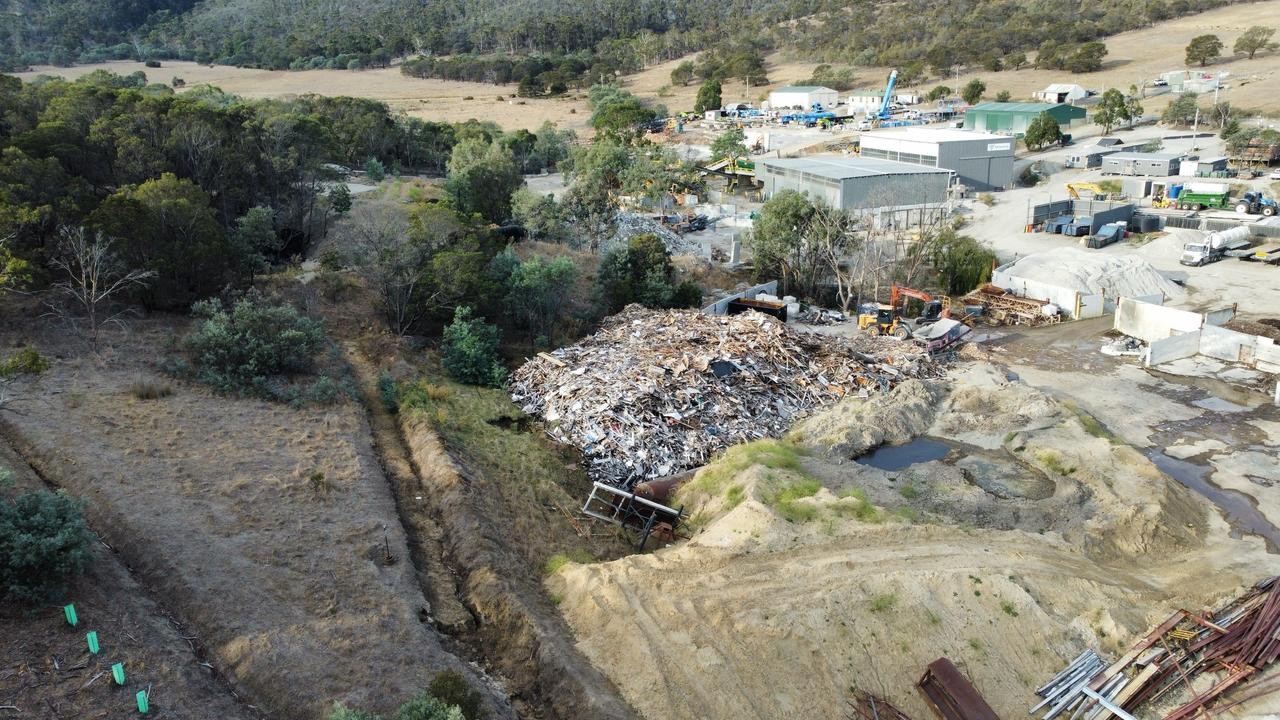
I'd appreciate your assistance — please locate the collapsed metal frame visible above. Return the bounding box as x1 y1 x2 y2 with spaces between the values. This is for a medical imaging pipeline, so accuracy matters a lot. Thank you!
582 481 683 550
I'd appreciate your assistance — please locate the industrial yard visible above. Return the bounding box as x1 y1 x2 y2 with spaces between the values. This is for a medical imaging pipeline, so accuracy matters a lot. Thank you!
5 3 1280 720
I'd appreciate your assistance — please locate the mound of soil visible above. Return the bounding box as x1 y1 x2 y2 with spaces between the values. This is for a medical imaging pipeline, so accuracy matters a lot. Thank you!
549 361 1279 720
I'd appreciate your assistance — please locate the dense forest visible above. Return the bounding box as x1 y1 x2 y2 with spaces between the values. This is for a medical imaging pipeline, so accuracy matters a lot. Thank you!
0 71 572 312
0 0 1241 77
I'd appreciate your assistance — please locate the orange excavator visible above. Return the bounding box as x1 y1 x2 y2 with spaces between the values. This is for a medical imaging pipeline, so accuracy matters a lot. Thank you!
858 285 949 338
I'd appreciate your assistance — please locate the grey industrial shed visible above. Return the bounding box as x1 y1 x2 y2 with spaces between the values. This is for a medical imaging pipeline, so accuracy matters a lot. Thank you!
755 157 953 213
1101 152 1182 177
857 127 1014 191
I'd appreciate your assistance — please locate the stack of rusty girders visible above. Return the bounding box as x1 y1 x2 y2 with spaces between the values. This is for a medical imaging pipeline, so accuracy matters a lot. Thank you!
960 284 1062 327
1031 576 1280 720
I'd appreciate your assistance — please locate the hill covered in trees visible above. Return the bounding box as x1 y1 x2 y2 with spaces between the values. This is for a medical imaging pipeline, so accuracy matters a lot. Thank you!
1 0 1244 79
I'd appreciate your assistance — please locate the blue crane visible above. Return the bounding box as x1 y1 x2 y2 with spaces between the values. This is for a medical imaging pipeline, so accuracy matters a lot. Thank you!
874 70 899 120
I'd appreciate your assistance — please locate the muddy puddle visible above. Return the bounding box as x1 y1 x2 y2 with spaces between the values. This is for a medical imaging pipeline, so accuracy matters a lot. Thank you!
855 437 951 470
1146 449 1280 553
855 437 1055 501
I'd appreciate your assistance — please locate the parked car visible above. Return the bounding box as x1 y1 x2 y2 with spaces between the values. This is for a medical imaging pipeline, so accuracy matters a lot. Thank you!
1269 169 1280 180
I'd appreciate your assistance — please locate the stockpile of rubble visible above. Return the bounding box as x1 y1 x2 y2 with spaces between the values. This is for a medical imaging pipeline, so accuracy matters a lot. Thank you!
611 212 700 255
511 305 940 486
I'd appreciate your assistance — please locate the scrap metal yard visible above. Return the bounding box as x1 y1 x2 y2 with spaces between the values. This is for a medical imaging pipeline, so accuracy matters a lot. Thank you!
7 4 1280 719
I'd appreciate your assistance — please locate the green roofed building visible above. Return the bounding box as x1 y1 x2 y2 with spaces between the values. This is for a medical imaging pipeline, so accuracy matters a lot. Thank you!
963 102 1087 136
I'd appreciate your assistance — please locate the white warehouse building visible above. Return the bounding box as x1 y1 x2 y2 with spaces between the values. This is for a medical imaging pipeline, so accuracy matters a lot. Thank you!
767 85 839 111
858 127 1015 191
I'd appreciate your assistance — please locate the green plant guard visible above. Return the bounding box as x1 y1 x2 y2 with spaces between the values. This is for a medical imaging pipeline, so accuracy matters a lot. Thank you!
64 604 77 626
136 689 149 714
112 662 126 685
86 630 99 654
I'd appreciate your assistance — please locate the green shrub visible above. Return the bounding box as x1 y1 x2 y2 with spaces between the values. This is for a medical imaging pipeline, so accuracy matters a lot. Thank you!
428 670 488 720
441 306 506 388
395 692 466 720
899 483 919 499
181 293 327 397
0 347 50 377
0 488 93 603
377 372 399 412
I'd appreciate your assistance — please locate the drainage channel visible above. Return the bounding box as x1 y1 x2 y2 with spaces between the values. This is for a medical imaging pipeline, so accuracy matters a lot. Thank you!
1145 449 1280 554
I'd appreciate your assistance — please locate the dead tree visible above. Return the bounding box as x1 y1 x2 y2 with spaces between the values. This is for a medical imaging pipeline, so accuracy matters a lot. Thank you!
341 201 436 336
43 227 155 351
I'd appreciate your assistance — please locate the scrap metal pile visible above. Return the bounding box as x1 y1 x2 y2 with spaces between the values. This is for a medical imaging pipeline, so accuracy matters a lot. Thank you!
511 305 939 486
961 284 1062 327
1032 576 1280 720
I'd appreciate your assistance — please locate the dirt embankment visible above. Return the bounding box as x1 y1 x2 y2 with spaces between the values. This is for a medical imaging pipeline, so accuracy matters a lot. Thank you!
551 362 1280 720
0 441 260 720
0 320 511 720
394 403 639 720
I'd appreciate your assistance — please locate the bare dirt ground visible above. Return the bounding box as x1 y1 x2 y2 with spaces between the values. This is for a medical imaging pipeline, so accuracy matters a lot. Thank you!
550 361 1280 720
0 305 512 719
0 441 259 720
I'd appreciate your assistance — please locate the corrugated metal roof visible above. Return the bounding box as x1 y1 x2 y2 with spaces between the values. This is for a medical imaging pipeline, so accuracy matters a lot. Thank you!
1042 83 1085 93
861 127 1010 143
968 102 1063 112
1106 152 1183 160
758 156 952 180
770 85 837 93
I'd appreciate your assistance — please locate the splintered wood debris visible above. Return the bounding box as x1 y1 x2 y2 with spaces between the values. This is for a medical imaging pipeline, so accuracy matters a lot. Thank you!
511 305 940 487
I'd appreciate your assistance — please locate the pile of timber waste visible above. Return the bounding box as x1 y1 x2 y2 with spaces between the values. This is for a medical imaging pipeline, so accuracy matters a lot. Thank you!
511 305 939 487
962 284 1062 327
1032 576 1280 720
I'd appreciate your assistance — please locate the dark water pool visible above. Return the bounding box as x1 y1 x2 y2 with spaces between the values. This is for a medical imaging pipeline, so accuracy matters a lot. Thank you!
855 437 952 471
1146 449 1280 553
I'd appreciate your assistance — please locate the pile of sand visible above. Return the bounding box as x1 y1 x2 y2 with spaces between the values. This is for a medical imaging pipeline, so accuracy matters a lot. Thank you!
1000 247 1184 300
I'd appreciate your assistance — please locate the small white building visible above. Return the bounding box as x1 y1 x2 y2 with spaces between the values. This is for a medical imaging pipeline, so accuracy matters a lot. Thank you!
767 85 839 111
1034 83 1088 104
845 92 885 114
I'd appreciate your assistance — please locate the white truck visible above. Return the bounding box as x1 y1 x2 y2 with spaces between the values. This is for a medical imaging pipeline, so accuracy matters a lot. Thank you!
1180 225 1251 266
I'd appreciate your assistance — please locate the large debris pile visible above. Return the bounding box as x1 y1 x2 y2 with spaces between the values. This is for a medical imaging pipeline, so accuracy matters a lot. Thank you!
610 212 700 255
511 306 939 486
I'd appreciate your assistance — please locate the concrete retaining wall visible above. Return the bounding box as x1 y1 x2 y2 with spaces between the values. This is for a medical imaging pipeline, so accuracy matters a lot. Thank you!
703 281 779 315
1259 344 1280 374
1205 305 1237 327
1147 330 1202 365
1200 325 1256 363
1115 298 1204 342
